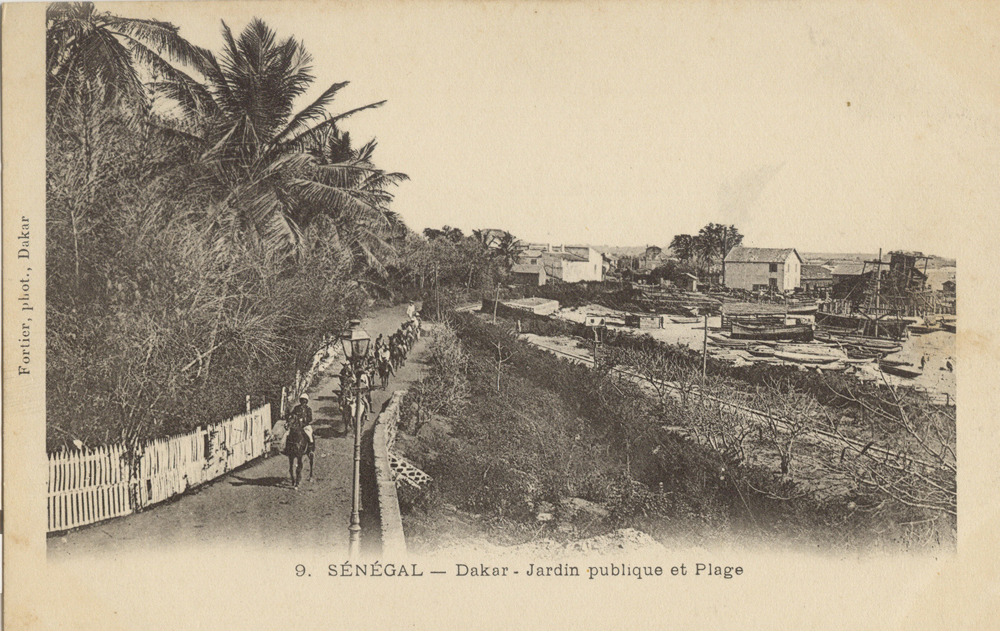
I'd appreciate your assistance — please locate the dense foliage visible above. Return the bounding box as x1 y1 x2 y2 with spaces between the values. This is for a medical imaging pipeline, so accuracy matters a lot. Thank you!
45 7 409 450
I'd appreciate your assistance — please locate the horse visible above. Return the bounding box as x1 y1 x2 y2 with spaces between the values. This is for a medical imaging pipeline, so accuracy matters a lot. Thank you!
284 420 314 489
340 392 370 434
377 353 393 389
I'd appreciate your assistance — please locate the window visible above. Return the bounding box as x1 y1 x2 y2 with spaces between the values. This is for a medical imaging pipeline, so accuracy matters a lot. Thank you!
769 263 778 273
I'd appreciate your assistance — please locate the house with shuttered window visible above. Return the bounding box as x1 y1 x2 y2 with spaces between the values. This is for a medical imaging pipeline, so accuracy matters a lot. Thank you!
723 247 802 292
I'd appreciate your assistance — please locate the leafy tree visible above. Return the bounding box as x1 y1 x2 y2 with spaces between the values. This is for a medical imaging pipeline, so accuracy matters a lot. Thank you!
669 234 697 265
424 226 465 243
670 224 743 273
696 223 743 268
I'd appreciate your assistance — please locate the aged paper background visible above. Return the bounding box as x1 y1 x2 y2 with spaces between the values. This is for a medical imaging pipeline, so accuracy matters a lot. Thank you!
4 1 999 628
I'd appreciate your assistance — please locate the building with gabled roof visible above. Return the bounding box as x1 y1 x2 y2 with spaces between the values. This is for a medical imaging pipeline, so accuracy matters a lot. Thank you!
723 247 802 292
510 263 547 286
517 244 603 283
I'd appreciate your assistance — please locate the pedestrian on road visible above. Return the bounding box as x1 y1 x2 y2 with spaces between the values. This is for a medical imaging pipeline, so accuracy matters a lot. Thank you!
358 371 373 413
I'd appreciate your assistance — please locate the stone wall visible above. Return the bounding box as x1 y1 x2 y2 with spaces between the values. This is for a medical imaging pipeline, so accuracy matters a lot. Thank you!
372 390 407 557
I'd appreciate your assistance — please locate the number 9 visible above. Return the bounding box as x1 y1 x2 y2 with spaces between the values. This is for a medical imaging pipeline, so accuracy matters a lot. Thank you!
296 564 306 577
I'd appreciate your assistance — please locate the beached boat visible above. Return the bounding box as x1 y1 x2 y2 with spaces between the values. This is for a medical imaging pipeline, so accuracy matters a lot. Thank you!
775 343 842 356
942 322 956 334
878 358 911 368
879 362 922 378
844 357 875 365
787 301 818 315
748 345 776 357
907 325 939 335
670 316 701 324
845 346 884 360
774 351 839 364
836 335 902 352
730 323 813 342
815 311 909 339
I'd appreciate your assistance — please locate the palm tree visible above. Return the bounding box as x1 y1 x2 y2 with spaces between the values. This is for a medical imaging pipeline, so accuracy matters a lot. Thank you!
472 229 501 249
495 231 526 271
301 127 409 277
669 234 696 265
152 18 400 260
46 2 207 119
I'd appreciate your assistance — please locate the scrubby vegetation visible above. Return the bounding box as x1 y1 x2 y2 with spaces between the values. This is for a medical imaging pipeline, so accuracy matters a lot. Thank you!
396 314 955 551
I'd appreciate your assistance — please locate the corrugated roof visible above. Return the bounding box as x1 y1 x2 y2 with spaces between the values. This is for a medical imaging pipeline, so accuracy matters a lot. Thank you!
832 263 866 276
724 247 801 264
801 265 833 280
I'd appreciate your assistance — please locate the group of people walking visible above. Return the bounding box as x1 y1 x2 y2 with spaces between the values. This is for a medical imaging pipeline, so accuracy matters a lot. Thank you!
335 306 422 432
281 304 424 449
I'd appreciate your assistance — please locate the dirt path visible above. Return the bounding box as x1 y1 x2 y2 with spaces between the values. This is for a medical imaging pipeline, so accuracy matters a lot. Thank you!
48 304 431 560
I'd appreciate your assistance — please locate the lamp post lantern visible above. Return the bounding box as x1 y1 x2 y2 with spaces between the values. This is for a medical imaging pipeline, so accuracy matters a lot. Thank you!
340 319 370 560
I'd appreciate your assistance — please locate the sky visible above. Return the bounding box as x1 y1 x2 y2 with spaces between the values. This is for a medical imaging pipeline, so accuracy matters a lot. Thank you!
110 1 1000 259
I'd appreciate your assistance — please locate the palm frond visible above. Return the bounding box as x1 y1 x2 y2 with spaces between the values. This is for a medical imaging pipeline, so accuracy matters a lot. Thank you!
282 100 386 149
271 80 350 145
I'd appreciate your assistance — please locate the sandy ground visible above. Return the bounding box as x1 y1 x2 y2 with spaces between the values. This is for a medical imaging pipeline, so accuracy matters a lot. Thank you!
48 305 432 561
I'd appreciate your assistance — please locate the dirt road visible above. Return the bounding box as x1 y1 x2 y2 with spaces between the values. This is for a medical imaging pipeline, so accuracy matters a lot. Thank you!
48 305 430 560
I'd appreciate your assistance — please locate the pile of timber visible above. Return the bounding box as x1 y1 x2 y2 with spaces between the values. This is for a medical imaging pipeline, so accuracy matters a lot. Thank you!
631 289 722 316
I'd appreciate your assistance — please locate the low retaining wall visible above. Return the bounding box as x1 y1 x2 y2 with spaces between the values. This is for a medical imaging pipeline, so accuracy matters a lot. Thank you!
372 390 407 557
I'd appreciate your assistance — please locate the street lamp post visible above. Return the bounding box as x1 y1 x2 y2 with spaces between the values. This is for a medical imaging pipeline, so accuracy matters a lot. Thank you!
340 319 371 561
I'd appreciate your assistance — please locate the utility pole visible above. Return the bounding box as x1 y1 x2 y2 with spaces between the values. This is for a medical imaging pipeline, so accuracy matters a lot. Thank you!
702 313 708 383
591 327 598 368
874 248 882 338
492 283 501 324
721 228 728 288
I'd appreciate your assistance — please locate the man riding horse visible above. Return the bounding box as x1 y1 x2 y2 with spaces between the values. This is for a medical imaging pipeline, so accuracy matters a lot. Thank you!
289 393 314 444
284 393 315 487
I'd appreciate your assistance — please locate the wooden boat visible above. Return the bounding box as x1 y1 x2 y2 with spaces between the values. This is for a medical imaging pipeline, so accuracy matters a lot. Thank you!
748 345 776 357
774 351 839 364
786 301 818 315
670 316 701 324
907 325 939 335
776 343 842 356
942 322 956 334
844 357 875 365
879 362 922 378
837 335 902 352
814 361 847 372
730 323 813 342
878 358 911 368
845 347 883 360
709 339 751 349
815 311 909 339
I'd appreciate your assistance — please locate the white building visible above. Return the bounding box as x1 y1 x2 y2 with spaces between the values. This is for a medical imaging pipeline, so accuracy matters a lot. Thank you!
723 247 802 292
519 244 603 283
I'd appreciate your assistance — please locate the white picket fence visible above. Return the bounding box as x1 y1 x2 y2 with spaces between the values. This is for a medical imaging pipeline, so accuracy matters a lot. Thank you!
47 404 272 533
